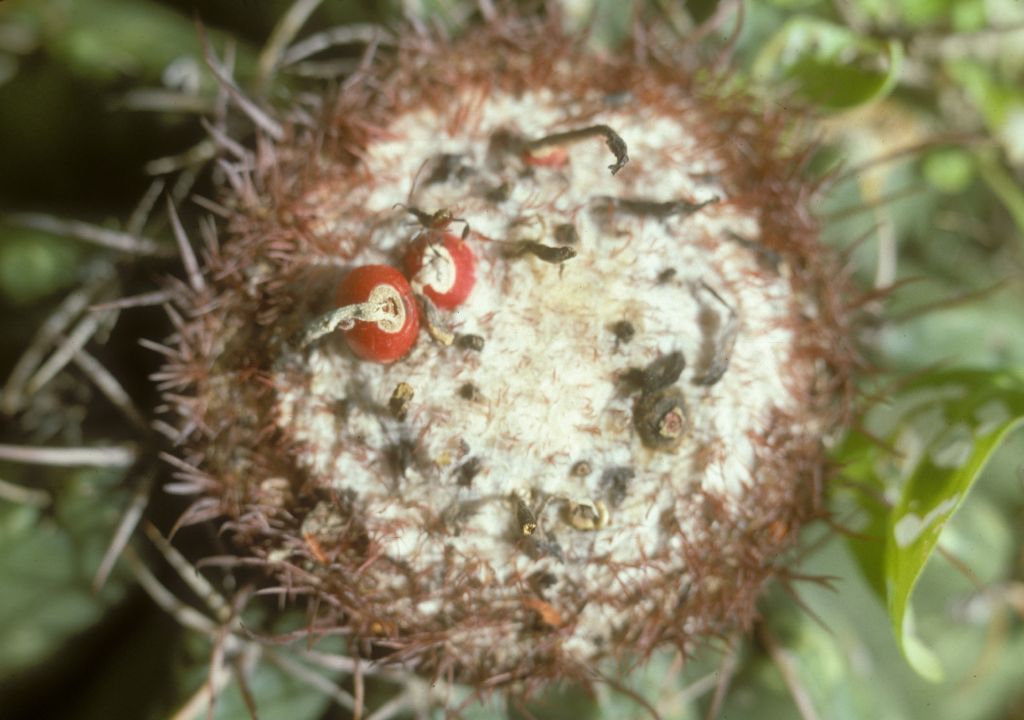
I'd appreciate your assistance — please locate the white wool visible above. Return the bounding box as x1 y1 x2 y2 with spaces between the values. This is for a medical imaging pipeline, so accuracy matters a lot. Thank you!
275 89 807 664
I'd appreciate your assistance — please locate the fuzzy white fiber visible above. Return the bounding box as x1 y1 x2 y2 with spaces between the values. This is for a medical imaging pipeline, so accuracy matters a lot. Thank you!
275 88 809 665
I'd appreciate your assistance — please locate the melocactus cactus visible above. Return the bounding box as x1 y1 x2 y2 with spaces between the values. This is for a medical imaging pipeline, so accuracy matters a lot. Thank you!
160 16 856 689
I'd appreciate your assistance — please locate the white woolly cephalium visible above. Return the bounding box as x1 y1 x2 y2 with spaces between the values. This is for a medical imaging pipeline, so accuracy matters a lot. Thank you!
160 18 856 689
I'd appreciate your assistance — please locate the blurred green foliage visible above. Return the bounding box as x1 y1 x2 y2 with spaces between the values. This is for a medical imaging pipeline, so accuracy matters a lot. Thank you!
840 369 1024 681
752 17 904 109
1 0 1023 718
0 228 81 305
0 468 128 675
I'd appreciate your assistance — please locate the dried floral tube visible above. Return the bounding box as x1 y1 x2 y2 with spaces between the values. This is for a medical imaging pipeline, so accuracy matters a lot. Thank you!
299 264 419 363
161 18 856 690
404 231 476 309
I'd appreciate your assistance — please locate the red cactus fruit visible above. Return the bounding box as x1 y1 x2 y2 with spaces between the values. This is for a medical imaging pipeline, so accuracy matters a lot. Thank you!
404 232 476 309
333 264 420 363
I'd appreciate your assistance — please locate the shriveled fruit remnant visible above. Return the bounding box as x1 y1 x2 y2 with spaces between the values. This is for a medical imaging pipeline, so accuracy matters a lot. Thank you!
162 20 854 689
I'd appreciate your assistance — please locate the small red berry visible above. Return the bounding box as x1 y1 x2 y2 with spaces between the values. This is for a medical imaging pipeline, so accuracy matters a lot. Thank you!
404 232 476 309
334 264 419 363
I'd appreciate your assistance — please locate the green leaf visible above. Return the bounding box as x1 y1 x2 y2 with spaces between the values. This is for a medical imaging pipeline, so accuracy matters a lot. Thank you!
976 151 1024 240
21 0 257 88
921 148 974 195
173 629 351 720
588 0 636 49
0 226 82 305
880 296 1024 370
838 368 1024 681
42 0 203 81
0 467 129 676
899 0 954 27
752 17 903 110
509 683 600 720
951 0 988 32
948 60 1024 166
206 656 333 720
737 602 883 720
760 0 827 8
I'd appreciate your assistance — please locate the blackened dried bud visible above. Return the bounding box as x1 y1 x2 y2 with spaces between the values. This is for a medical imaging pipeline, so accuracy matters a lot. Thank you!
387 439 418 478
691 327 736 386
423 153 473 185
641 351 686 393
389 382 414 420
455 457 481 487
456 333 485 351
524 124 629 175
611 320 635 345
657 268 677 284
458 382 480 401
524 535 564 562
635 387 688 451
442 498 483 532
529 570 558 595
592 195 720 219
692 283 739 387
485 181 512 203
601 466 635 507
726 231 782 273
554 223 579 245
514 241 576 264
333 398 352 420
617 367 647 393
487 128 525 167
